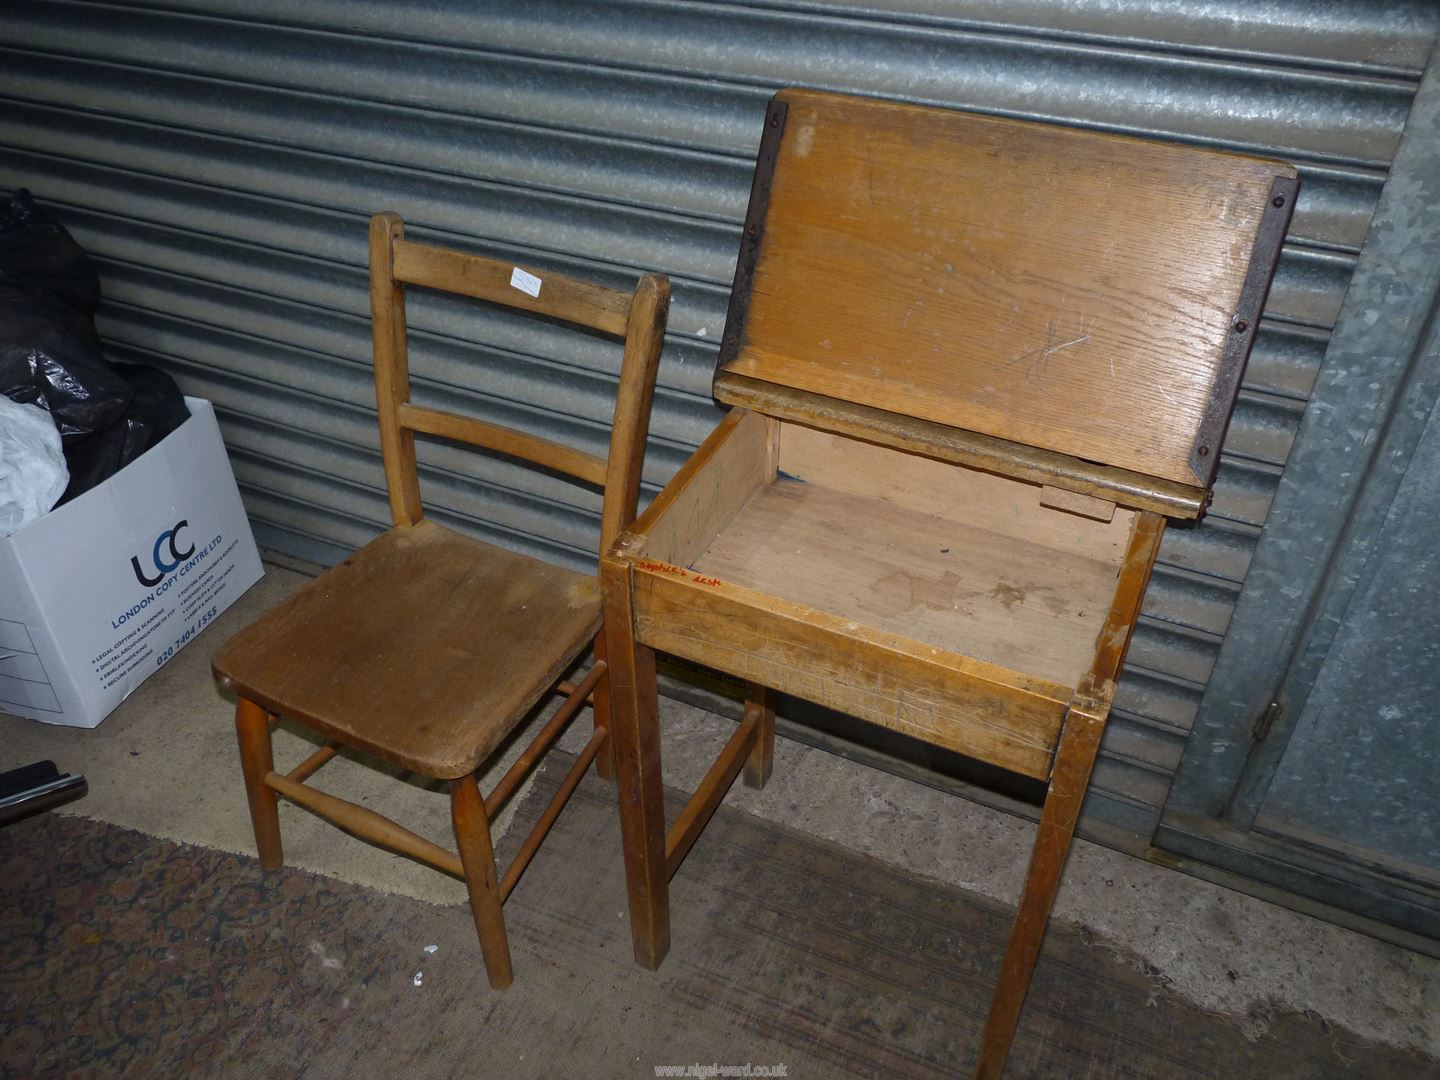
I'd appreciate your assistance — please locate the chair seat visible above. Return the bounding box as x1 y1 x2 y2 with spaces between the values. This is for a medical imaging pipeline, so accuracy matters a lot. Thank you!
213 518 602 779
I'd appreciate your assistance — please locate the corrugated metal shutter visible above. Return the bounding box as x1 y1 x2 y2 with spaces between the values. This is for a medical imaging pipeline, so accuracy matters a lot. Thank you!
2 0 1434 845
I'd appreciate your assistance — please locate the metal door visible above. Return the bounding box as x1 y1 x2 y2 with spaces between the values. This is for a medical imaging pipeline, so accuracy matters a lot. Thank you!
1159 56 1440 950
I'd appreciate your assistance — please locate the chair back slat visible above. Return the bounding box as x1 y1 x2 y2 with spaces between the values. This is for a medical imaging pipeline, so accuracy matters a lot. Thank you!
368 212 670 549
392 238 632 336
397 404 608 488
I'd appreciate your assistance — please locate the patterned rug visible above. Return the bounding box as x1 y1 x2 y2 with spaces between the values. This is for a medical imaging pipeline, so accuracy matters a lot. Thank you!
2 761 1429 1079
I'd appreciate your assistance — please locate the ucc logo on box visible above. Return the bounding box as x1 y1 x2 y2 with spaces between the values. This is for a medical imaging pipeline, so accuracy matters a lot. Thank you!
130 519 196 587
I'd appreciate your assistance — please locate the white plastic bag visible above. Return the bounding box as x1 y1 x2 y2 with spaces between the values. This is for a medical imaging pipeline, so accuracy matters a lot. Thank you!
0 396 68 536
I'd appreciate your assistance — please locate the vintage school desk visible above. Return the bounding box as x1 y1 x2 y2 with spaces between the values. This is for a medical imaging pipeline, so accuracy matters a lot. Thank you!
599 88 1295 1077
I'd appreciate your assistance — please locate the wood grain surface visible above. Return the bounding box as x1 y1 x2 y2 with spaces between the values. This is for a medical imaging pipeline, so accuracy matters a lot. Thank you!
213 519 602 778
691 480 1120 688
626 404 772 569
776 422 1135 563
721 88 1296 486
714 375 1207 517
630 560 1067 779
392 237 632 336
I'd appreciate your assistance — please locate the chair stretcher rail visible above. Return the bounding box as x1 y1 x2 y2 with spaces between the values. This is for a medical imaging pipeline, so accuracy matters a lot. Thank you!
264 769 465 879
486 662 607 819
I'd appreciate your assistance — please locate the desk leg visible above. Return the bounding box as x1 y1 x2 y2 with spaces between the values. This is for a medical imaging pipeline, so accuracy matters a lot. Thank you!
742 684 775 790
975 704 1107 1080
600 555 671 969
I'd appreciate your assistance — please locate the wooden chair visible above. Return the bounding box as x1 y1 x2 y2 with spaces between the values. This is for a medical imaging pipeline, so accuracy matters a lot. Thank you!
211 212 669 988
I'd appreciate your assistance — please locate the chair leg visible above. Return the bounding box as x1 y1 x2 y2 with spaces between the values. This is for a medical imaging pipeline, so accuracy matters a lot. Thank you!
742 684 774 790
235 696 282 870
974 705 1108 1080
451 772 513 990
592 629 617 782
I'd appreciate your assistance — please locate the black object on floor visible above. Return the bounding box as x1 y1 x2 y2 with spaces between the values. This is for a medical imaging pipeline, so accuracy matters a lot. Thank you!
0 760 87 826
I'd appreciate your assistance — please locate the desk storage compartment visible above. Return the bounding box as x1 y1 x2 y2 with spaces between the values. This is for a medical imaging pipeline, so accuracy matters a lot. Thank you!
624 407 1153 780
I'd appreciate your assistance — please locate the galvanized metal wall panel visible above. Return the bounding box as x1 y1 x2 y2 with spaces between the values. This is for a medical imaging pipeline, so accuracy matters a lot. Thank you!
1 0 1433 847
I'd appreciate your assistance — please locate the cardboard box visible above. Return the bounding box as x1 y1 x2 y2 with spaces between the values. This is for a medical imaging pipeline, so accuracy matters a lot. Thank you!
0 397 263 727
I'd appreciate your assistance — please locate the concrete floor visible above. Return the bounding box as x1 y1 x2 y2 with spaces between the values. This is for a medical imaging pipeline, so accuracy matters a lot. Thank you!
9 560 1439 1064
634 701 1440 1059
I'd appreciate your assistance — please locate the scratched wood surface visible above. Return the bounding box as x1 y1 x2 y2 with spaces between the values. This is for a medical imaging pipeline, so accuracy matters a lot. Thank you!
721 88 1296 487
630 561 1067 779
214 518 602 778
715 376 1206 518
776 423 1134 563
691 480 1121 688
630 408 773 567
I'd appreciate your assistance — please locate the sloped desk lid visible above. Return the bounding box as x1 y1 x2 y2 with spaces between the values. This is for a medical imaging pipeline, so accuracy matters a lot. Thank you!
714 89 1297 506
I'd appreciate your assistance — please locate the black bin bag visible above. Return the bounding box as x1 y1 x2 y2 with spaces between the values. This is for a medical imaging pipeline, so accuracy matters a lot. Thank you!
60 362 191 503
0 188 188 505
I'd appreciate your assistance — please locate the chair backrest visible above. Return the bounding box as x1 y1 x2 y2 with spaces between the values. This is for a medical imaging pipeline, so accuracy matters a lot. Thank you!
367 212 670 553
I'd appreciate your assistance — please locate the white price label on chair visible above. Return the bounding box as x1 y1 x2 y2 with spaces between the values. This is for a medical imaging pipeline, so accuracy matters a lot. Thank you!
509 267 542 298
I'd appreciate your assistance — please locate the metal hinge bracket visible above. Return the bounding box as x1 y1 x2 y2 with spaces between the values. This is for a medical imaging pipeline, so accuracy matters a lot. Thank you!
1252 700 1283 742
